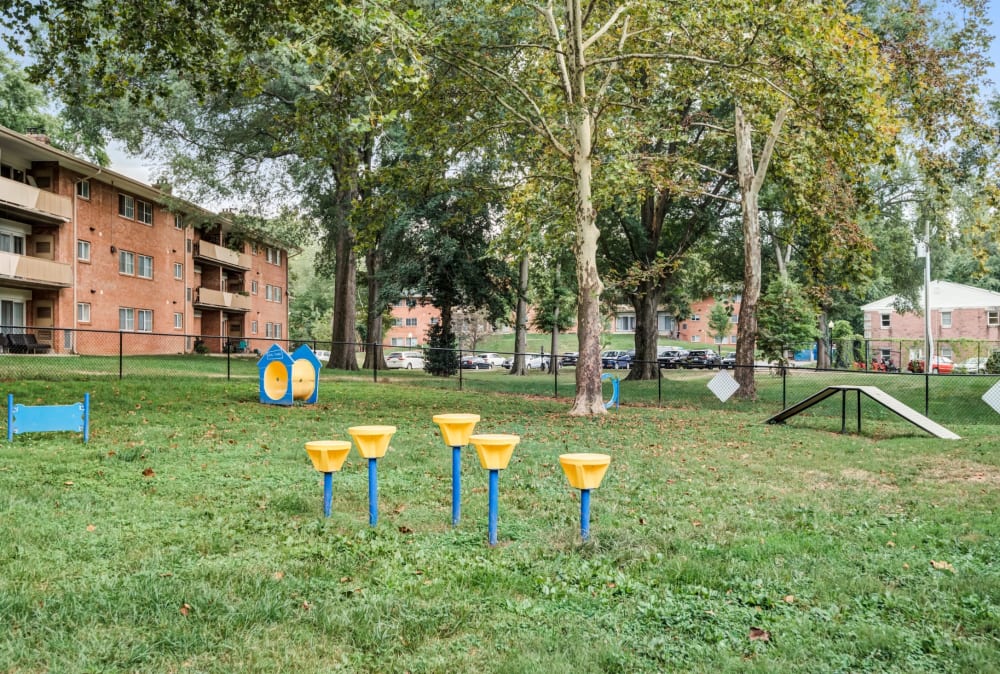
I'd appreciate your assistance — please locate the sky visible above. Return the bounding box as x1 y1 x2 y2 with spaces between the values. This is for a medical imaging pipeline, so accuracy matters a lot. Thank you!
104 2 1000 188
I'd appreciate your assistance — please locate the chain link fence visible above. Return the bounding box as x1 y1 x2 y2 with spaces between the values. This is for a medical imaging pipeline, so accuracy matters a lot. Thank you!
3 328 998 427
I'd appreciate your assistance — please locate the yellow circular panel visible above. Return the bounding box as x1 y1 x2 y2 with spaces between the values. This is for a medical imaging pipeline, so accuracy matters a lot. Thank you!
291 359 316 400
263 360 289 401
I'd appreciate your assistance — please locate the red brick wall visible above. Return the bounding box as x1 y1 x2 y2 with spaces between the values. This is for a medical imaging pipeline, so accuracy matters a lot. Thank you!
384 300 440 347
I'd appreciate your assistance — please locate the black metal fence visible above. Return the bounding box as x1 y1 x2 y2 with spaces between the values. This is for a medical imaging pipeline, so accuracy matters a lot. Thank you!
2 328 998 427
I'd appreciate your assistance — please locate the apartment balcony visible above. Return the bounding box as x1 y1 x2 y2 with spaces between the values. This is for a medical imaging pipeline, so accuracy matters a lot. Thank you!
0 176 72 223
0 251 72 288
194 287 252 312
193 241 251 271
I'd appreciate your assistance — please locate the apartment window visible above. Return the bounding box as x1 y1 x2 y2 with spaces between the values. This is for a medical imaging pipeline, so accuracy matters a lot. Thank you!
730 314 739 323
251 280 258 295
989 310 999 327
274 324 282 339
251 320 258 334
616 315 635 332
77 302 91 323
730 335 738 344
77 240 91 262
405 317 418 327
119 250 135 275
266 247 281 265
173 313 183 329
174 262 183 279
265 284 272 301
392 318 403 327
174 214 184 230
76 180 90 199
136 200 153 225
0 230 25 255
137 254 153 279
137 309 153 332
118 194 135 219
691 335 701 343
880 313 891 328
941 311 952 328
186 239 192 253
251 243 259 255
274 287 282 304
429 317 439 325
391 337 403 346
691 314 701 321
119 307 135 331
1 299 25 329
406 337 417 346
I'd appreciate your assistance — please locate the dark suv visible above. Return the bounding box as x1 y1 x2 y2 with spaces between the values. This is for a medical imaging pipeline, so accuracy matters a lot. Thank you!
657 348 687 369
683 349 720 369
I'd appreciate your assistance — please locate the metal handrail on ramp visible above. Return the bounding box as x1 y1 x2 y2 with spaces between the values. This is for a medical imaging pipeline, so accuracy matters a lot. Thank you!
766 385 960 440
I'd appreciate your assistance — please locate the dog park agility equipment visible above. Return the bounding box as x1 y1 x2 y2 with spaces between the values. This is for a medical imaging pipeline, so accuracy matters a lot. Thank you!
432 413 481 527
347 425 397 526
601 373 620 410
469 433 520 546
7 393 90 443
258 344 321 405
559 453 611 541
305 440 352 517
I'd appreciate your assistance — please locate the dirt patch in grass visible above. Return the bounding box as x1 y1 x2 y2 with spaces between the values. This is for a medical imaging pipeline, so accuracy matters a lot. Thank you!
840 467 899 491
917 459 1000 485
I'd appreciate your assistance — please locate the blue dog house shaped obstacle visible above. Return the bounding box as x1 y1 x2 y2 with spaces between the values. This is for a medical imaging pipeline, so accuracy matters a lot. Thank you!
258 344 321 405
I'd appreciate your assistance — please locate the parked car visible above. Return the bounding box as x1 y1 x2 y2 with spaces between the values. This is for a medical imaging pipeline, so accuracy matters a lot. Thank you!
526 355 551 370
385 351 425 369
479 353 506 367
960 357 988 374
907 356 954 374
559 352 579 366
601 350 632 369
460 355 491 369
501 356 514 369
657 348 688 369
313 349 331 361
683 349 720 369
720 352 736 369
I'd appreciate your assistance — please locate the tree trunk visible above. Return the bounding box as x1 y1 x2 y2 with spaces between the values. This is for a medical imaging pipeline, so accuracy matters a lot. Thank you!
329 168 359 371
509 254 528 375
362 247 384 370
627 282 661 381
569 113 606 416
734 105 760 399
733 104 789 400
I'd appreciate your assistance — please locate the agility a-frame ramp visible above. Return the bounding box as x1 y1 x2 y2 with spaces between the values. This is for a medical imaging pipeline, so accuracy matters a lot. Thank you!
766 385 960 440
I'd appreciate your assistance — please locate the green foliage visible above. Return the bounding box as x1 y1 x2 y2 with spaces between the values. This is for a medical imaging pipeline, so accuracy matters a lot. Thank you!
757 277 819 362
423 320 457 377
707 301 733 344
986 351 1000 375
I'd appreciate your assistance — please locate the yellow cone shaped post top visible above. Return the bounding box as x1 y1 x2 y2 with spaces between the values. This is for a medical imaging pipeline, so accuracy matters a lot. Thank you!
305 440 352 473
432 413 481 447
469 434 520 471
348 425 397 459
559 453 611 490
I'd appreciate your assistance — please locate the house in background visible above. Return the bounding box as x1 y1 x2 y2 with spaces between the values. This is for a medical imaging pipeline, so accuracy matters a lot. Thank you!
0 125 288 354
609 296 741 347
384 295 438 348
861 280 1000 361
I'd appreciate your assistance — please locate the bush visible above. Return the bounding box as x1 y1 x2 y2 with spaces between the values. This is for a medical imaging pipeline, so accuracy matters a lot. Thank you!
987 351 1000 375
907 359 924 373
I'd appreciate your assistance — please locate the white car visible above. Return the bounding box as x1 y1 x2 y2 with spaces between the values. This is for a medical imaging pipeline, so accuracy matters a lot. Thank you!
526 355 551 370
385 351 425 370
479 352 506 367
961 357 988 374
313 349 331 361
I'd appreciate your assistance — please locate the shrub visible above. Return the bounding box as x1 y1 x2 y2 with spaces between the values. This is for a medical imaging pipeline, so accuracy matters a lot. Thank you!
987 351 1000 374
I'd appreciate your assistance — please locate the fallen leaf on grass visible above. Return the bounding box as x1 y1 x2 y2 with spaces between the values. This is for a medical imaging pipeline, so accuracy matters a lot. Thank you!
86 524 96 532
301 601 312 611
398 526 413 534
749 627 771 642
180 603 191 616
142 467 155 477
930 560 956 573
783 595 795 604
63 481 73 486
273 571 284 581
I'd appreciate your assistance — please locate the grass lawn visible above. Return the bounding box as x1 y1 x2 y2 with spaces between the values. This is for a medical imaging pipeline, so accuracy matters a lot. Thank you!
1 375 999 672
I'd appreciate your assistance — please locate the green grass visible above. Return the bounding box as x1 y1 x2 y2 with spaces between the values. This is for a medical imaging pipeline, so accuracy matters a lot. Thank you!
1 375 999 672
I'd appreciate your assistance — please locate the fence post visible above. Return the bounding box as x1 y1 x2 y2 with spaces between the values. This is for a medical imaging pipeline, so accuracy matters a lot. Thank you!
553 356 558 398
373 342 378 383
458 349 463 391
119 330 124 380
658 366 662 407
925 371 930 417
782 364 787 409
226 345 231 380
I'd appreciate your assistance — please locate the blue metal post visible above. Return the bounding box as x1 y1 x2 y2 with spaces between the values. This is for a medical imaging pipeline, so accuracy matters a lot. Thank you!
452 446 462 526
83 392 90 443
580 488 592 541
368 458 378 526
323 471 333 517
488 469 499 546
7 394 12 442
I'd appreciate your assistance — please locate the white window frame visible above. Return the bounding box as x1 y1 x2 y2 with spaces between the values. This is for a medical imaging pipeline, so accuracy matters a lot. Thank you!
251 280 258 295
880 313 891 328
119 250 135 275
77 240 91 262
77 302 91 323
251 320 258 334
274 287 282 303
137 309 153 332
173 312 183 330
691 335 701 343
265 284 273 301
989 310 1000 327
76 180 90 199
174 214 184 230
940 311 952 328
265 322 273 338
136 199 153 225
405 317 418 327
174 262 183 279
0 229 26 255
119 307 135 331
137 254 153 279
118 194 135 219
274 324 282 339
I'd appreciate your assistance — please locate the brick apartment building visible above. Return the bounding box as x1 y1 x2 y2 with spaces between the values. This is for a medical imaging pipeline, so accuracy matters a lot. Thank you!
384 295 439 348
861 280 1000 360
0 125 288 355
610 296 742 347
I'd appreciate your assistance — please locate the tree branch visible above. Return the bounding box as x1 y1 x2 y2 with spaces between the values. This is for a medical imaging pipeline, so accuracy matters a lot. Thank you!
751 104 790 194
